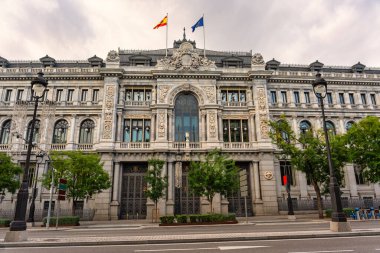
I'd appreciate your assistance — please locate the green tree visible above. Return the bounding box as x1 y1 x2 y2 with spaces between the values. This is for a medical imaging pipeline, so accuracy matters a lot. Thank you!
188 149 239 213
269 117 347 218
0 153 23 196
344 116 380 183
144 159 168 222
42 151 111 214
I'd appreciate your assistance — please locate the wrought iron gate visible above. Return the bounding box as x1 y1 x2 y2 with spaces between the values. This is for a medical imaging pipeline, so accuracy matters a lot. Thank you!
120 163 147 219
174 163 200 215
227 163 253 216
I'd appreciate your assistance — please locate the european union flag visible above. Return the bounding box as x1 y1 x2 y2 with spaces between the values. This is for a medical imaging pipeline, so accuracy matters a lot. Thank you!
191 17 204 32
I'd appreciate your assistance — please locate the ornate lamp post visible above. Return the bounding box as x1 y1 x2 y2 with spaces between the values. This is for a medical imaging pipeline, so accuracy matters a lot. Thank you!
312 73 351 232
8 72 48 234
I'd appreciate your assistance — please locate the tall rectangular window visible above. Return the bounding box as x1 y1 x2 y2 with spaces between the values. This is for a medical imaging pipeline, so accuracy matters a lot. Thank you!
339 93 345 104
4 89 12 102
92 89 99 102
81 89 88 101
222 119 248 142
281 91 287 103
67 89 74 101
280 161 295 186
349 93 355 105
304 92 310 104
360 93 367 105
293 91 300 104
270 91 277 104
56 89 63 102
124 119 151 142
17 90 23 101
327 93 333 105
370 94 376 105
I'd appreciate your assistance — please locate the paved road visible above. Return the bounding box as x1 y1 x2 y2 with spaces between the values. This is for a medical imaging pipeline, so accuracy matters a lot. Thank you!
2 235 380 253
0 220 378 239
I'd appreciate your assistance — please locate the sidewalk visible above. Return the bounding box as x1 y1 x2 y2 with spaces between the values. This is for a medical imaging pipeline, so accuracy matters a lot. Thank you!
2 215 380 248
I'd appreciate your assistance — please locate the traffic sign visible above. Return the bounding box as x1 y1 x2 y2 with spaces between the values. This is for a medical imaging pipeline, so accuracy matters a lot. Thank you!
57 178 67 201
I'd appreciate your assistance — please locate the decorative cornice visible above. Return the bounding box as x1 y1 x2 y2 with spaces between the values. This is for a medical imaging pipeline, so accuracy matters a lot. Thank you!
0 75 102 81
268 78 380 86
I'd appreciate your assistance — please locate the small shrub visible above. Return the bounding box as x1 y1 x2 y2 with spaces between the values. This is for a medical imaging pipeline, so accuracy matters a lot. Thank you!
42 216 80 226
325 209 332 218
225 213 237 221
343 208 354 218
176 215 188 223
189 215 198 223
0 219 11 227
209 213 225 222
160 216 175 224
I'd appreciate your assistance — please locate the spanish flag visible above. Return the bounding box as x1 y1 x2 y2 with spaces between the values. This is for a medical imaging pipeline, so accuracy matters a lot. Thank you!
153 15 168 29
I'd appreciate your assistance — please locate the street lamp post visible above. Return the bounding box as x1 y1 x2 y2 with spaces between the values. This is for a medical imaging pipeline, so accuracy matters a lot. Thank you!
312 73 351 232
8 72 48 234
27 151 45 224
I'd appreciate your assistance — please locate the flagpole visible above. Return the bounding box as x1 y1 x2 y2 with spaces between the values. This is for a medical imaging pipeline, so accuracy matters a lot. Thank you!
203 14 206 57
166 13 168 57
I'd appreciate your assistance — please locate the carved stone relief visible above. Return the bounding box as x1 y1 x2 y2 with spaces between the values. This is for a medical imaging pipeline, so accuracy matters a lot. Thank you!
203 86 216 103
258 88 269 139
159 85 170 103
168 84 205 105
157 42 216 71
102 85 115 139
251 53 265 65
208 112 217 138
158 112 166 137
106 50 120 62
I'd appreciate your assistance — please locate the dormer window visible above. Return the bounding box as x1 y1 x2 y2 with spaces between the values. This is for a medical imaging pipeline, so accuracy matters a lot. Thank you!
129 55 152 66
222 56 243 68
309 60 324 72
39 55 56 68
88 55 103 67
352 62 365 73
266 58 281 71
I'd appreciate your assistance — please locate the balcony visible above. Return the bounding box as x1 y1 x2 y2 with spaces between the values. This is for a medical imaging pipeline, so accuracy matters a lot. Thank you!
221 101 247 107
125 101 151 106
50 143 67 150
172 142 201 149
76 144 94 150
0 144 11 150
120 142 151 149
223 142 250 149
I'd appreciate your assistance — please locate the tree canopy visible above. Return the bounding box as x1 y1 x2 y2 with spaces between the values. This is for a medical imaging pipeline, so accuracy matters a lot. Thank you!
0 152 23 195
269 117 347 218
344 116 380 183
42 151 111 210
188 149 239 213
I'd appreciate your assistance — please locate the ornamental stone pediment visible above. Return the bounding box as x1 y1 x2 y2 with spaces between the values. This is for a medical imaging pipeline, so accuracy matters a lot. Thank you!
157 42 216 71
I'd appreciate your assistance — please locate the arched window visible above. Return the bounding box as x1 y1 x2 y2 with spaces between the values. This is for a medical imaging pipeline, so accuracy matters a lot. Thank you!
26 120 40 143
175 93 199 142
52 120 69 143
79 119 95 143
299 120 311 134
326 121 336 135
277 120 289 141
0 120 11 144
345 121 355 131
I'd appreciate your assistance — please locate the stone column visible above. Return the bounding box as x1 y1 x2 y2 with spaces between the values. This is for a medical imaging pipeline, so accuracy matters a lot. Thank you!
166 161 174 215
253 161 264 215
206 110 219 147
249 113 256 142
116 112 122 142
258 153 278 215
110 162 121 220
155 109 168 148
168 110 173 141
218 112 223 142
345 164 358 198
67 114 77 149
157 162 168 217
151 112 156 142
298 171 308 199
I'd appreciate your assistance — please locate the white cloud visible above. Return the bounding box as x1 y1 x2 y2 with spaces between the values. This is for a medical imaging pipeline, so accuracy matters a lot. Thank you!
1 0 379 66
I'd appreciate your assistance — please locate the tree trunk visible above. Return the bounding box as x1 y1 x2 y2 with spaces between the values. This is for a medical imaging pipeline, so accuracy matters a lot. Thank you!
209 196 213 213
312 181 324 219
72 200 76 216
155 201 158 223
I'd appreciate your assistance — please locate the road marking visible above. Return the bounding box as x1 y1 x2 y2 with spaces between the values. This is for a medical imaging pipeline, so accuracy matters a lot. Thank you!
289 250 354 253
219 246 269 250
134 248 215 252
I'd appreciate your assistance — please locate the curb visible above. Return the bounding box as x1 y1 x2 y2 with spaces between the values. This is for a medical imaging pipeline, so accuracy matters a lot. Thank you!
2 231 380 248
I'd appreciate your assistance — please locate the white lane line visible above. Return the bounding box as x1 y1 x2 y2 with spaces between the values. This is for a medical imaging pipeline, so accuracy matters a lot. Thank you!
289 250 354 253
219 246 269 250
134 248 215 252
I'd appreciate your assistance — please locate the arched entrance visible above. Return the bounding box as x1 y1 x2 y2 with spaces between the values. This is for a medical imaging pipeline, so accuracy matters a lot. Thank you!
174 93 199 142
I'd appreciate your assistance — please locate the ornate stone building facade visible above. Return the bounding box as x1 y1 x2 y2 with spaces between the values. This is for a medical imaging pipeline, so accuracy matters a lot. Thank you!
0 36 379 220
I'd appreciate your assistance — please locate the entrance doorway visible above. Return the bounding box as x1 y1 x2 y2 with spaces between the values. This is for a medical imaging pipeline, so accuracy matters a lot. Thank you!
120 163 147 219
174 162 200 215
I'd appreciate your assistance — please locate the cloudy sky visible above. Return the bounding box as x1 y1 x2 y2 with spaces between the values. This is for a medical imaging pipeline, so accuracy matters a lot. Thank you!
2 0 380 66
